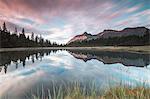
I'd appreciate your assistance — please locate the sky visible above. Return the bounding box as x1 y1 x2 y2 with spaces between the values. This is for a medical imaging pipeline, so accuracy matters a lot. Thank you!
0 0 150 44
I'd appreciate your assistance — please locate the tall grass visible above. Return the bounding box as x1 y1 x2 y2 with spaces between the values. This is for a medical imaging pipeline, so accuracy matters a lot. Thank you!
25 81 150 99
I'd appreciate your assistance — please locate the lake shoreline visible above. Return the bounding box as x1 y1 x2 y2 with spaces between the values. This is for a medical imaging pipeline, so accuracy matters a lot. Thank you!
0 46 150 54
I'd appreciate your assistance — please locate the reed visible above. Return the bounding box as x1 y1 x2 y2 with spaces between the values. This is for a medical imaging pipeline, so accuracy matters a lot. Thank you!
26 81 150 99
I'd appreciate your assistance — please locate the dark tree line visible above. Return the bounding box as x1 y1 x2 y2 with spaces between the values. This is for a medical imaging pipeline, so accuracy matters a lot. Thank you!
67 29 150 47
0 22 62 48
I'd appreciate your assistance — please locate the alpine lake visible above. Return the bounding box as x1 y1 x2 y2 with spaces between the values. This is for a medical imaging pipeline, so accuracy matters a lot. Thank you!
0 48 150 99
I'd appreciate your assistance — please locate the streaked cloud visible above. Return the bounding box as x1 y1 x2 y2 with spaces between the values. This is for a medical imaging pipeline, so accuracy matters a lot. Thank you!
0 0 149 44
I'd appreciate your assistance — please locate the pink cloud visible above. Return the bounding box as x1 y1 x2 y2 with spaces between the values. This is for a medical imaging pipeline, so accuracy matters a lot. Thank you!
0 0 45 24
0 0 149 44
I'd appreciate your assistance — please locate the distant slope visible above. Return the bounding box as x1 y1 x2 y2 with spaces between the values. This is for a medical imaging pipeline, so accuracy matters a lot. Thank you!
97 27 148 38
67 27 150 46
67 32 96 44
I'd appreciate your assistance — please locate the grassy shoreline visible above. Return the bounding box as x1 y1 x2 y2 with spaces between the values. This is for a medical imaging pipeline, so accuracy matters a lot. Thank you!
0 46 150 54
26 84 150 99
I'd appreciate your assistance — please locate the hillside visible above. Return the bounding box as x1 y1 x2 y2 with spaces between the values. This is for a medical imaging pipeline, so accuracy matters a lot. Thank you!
67 27 150 46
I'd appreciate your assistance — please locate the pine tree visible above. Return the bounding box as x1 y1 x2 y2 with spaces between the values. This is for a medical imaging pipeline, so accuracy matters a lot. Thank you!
39 35 44 46
0 26 2 31
14 27 17 35
21 28 26 39
27 35 30 40
2 22 7 32
35 35 38 43
22 28 25 35
31 32 34 41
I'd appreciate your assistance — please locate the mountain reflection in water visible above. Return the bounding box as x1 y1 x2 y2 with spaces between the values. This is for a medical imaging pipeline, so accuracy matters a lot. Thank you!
68 49 150 67
0 49 150 99
0 49 149 74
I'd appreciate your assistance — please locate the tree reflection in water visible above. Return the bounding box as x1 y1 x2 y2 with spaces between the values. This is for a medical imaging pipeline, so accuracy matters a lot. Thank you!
0 49 59 74
0 49 149 74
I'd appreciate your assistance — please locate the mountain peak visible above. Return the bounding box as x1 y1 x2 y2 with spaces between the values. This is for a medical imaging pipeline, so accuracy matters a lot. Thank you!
67 27 150 45
82 32 89 35
67 32 89 44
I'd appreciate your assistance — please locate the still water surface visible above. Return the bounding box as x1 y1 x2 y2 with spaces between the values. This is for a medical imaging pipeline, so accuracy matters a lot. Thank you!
0 49 150 98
